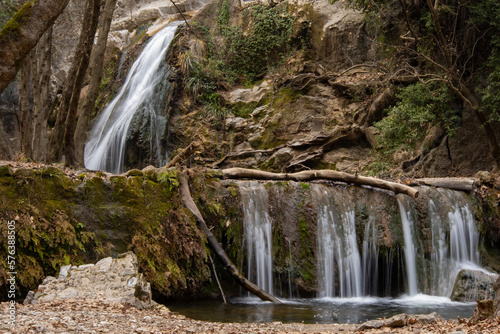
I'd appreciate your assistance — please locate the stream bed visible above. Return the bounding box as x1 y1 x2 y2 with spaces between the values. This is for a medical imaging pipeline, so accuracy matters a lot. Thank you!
166 294 476 324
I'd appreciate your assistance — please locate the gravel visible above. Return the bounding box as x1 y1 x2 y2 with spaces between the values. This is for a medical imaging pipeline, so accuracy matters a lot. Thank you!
2 300 500 334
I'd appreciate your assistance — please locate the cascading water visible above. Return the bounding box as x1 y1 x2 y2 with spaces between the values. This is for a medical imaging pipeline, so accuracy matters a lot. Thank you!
238 181 274 295
313 184 363 298
424 187 485 297
396 195 419 296
235 181 495 302
84 22 181 174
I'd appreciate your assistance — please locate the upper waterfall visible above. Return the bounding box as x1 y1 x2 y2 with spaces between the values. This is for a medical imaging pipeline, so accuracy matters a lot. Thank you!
84 22 181 174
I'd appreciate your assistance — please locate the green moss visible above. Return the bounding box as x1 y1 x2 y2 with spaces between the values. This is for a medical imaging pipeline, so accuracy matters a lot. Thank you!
232 101 259 118
0 0 35 38
272 87 302 109
40 166 63 178
126 169 144 177
0 165 10 177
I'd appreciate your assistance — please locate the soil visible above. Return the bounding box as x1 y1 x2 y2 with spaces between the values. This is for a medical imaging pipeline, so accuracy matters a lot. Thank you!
1 300 500 334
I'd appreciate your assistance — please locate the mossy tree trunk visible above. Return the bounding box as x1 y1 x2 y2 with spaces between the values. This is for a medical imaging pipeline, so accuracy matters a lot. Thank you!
0 0 70 94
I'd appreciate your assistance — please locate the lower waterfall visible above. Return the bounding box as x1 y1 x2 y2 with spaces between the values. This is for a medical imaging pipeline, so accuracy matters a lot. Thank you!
314 184 363 298
397 195 419 296
239 181 274 295
236 181 497 301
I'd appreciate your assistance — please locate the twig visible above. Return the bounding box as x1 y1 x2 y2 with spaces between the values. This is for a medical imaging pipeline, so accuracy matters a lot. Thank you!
208 253 227 304
169 0 202 40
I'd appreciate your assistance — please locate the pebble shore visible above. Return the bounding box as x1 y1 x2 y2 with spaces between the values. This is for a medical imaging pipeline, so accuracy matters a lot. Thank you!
2 300 500 334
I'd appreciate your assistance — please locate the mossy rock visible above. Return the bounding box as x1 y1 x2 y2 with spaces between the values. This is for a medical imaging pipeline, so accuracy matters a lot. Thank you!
0 165 11 177
40 166 64 178
126 169 144 177
13 167 36 179
143 170 159 182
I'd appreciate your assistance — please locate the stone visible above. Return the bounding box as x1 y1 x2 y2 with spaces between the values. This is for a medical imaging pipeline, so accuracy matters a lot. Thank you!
96 257 113 272
357 313 407 331
226 81 271 105
450 269 499 302
409 312 444 324
225 117 249 130
28 252 155 309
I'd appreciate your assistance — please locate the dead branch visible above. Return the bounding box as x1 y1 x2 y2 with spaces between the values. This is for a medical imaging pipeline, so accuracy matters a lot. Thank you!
219 168 419 198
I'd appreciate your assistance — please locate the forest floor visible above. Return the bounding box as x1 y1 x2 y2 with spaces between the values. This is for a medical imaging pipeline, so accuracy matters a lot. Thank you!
1 300 500 334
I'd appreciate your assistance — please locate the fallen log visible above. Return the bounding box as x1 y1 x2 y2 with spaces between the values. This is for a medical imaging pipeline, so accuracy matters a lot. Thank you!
409 178 475 192
220 168 419 199
179 172 281 303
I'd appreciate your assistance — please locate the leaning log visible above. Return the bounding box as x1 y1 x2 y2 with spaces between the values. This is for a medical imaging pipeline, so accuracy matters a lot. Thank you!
220 168 419 199
409 178 475 192
179 172 281 303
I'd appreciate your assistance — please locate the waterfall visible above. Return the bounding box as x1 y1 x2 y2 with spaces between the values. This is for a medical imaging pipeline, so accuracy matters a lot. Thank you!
239 181 274 295
235 181 493 301
362 215 379 296
426 188 483 297
84 22 181 174
396 195 419 296
313 184 363 298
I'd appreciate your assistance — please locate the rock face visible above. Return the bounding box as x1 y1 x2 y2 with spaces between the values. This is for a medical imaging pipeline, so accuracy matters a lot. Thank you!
450 269 499 302
25 252 155 309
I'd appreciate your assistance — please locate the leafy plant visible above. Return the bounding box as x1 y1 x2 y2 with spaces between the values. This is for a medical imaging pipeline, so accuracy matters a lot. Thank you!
158 171 179 191
374 82 458 155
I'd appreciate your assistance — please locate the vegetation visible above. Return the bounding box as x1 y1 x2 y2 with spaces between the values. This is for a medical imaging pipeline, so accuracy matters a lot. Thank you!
374 82 457 155
178 1 294 119
335 0 500 168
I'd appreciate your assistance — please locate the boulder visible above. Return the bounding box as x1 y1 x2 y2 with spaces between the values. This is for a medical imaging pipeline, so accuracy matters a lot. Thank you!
25 252 155 309
450 269 499 302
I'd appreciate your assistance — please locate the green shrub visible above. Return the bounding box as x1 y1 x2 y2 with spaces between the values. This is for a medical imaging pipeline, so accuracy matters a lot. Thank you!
374 82 458 155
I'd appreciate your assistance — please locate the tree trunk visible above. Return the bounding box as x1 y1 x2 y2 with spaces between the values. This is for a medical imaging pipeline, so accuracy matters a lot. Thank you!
219 168 420 198
31 26 52 162
178 172 281 303
49 0 96 162
73 0 118 167
63 0 102 167
0 0 70 94
18 56 32 159
409 178 475 192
